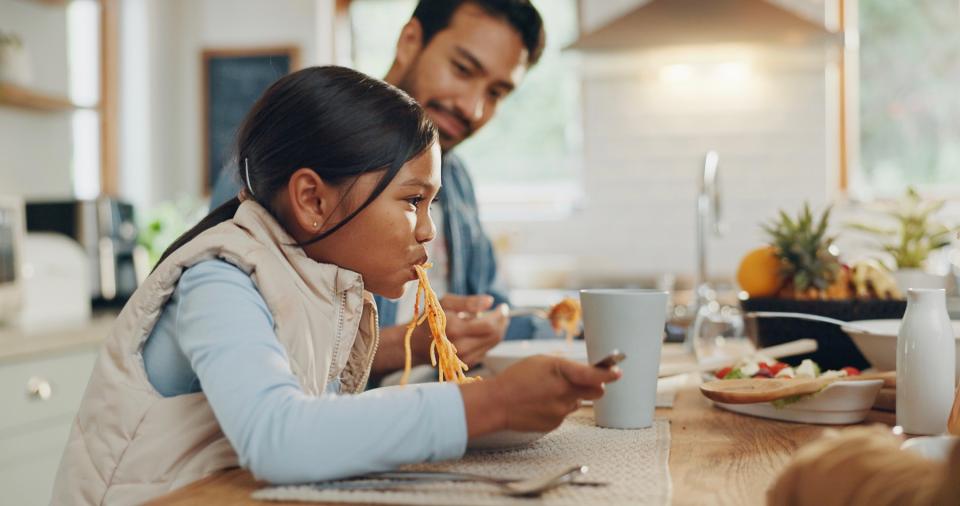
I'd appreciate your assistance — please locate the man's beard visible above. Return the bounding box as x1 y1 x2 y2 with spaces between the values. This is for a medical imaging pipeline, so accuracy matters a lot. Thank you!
395 68 467 153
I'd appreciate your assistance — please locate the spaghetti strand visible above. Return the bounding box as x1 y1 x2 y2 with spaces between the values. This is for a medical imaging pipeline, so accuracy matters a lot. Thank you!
400 264 478 385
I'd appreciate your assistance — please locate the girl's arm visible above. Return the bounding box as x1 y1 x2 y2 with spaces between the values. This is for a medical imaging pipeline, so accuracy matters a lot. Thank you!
173 260 467 484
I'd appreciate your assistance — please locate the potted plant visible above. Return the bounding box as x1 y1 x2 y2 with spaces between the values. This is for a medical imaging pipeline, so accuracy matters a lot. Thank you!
737 203 905 370
847 187 956 292
137 198 205 268
0 31 32 86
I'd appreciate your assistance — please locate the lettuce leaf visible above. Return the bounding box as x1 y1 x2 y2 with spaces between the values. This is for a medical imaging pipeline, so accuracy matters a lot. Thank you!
771 394 809 408
724 368 746 379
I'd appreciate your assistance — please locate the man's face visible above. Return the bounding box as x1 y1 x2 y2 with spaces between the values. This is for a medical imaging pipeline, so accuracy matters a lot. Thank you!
397 4 530 152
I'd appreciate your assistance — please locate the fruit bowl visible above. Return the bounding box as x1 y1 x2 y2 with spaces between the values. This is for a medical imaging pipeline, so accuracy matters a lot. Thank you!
741 297 906 370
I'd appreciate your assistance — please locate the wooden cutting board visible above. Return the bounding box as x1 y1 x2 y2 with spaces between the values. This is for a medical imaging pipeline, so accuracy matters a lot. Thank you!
700 377 834 404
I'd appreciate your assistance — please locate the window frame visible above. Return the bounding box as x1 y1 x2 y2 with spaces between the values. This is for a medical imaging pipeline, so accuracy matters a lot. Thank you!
839 0 960 200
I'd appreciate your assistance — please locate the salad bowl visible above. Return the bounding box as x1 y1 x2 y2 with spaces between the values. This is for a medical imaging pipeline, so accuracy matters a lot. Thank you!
703 355 885 424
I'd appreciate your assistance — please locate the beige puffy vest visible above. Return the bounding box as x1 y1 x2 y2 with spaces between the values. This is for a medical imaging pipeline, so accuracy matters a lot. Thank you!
50 201 380 505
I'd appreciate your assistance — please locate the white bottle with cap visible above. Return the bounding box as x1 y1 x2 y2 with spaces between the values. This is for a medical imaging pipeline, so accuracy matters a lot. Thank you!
897 288 956 435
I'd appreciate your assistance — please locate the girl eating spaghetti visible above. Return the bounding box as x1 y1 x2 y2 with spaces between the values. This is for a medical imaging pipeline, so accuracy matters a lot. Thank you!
50 66 619 505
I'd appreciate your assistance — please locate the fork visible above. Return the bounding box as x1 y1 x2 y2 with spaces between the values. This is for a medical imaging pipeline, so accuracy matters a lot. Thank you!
316 465 595 497
457 307 548 320
498 465 589 497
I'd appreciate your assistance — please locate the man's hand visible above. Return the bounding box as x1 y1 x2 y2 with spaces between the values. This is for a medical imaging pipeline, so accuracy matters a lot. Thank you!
440 295 508 367
370 294 509 376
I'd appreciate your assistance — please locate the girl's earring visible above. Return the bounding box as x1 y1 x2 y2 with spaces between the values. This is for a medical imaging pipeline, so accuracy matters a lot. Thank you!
312 221 319 229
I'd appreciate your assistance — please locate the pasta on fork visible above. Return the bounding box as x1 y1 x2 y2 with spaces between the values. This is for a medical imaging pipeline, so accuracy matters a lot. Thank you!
548 297 582 344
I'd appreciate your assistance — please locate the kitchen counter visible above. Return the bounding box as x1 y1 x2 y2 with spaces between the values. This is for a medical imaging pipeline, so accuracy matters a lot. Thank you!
0 312 114 363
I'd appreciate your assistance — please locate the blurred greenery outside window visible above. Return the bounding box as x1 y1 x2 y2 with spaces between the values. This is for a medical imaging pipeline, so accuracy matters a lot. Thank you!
137 198 207 268
856 0 960 197
349 0 583 221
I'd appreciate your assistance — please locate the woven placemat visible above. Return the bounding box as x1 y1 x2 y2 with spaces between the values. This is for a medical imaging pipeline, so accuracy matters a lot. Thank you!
253 412 671 505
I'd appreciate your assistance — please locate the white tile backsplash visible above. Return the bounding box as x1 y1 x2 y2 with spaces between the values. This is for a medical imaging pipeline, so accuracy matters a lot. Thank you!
485 45 835 288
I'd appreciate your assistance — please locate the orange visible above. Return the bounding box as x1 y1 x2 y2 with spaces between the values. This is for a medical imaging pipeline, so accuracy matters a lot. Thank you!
737 246 782 297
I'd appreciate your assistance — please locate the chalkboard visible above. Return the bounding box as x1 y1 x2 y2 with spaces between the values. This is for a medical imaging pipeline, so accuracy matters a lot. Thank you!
202 47 299 193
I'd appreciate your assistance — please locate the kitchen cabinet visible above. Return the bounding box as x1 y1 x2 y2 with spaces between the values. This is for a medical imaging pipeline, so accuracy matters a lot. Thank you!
0 316 111 505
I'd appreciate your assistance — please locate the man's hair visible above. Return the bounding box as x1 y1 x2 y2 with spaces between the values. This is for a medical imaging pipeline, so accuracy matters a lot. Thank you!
412 0 545 66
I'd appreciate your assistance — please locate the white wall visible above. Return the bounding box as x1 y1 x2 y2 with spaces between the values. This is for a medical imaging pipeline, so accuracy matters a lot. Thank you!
578 0 830 32
118 0 337 211
579 0 644 32
0 1 73 198
487 0 840 288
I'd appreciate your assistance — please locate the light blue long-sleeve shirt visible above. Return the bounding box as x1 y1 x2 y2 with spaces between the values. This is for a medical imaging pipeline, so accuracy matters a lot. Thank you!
141 259 467 484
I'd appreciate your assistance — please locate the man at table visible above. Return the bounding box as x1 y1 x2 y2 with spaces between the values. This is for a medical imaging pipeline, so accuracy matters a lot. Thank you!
209 0 556 379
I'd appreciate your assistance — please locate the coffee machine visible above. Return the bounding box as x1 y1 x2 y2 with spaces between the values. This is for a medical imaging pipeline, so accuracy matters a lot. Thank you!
25 198 148 305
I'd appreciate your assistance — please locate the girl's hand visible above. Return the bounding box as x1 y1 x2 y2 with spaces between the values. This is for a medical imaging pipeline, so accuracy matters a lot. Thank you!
459 355 621 437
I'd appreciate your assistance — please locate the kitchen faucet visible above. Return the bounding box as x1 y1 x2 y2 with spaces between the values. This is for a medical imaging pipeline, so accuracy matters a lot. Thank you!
696 150 724 307
686 150 726 352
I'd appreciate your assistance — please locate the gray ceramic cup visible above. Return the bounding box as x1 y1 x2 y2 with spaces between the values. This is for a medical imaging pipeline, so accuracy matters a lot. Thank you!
581 289 669 429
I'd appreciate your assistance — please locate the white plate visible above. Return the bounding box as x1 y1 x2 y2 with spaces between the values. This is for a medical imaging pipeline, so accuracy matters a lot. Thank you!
483 340 588 374
900 435 959 462
467 430 546 451
843 319 960 378
484 340 690 378
711 379 885 425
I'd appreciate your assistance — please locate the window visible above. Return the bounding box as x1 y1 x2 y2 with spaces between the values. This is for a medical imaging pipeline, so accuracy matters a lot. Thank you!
349 0 582 220
67 0 101 199
853 0 960 197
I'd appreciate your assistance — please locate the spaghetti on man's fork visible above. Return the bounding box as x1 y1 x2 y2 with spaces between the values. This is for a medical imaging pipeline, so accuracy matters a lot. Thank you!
400 263 479 385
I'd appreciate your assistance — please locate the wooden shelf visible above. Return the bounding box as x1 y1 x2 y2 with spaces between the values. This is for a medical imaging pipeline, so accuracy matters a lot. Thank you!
0 82 79 112
22 0 70 6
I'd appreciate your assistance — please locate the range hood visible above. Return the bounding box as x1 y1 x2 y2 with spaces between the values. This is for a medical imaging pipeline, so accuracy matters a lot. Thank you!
568 0 837 51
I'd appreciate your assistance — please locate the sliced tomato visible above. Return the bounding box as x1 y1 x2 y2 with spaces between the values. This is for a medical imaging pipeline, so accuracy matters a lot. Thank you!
769 362 790 375
715 366 733 379
842 366 861 376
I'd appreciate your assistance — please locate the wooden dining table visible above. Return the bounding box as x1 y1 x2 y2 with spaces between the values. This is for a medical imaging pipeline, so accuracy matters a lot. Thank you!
147 377 896 506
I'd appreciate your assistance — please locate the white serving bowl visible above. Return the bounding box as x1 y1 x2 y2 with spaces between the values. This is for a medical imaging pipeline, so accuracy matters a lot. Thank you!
901 435 959 462
843 319 960 379
711 379 885 425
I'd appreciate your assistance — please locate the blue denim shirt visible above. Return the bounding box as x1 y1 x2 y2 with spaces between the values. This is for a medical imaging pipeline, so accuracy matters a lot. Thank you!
209 154 541 339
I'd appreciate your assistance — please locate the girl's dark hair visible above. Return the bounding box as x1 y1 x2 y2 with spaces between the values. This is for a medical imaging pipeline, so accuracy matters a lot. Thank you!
156 66 436 267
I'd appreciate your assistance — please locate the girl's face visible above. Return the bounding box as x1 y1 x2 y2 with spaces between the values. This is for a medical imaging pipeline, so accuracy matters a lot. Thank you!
279 143 442 299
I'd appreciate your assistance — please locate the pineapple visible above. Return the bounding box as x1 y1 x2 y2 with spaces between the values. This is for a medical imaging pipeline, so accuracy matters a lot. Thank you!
763 203 842 300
